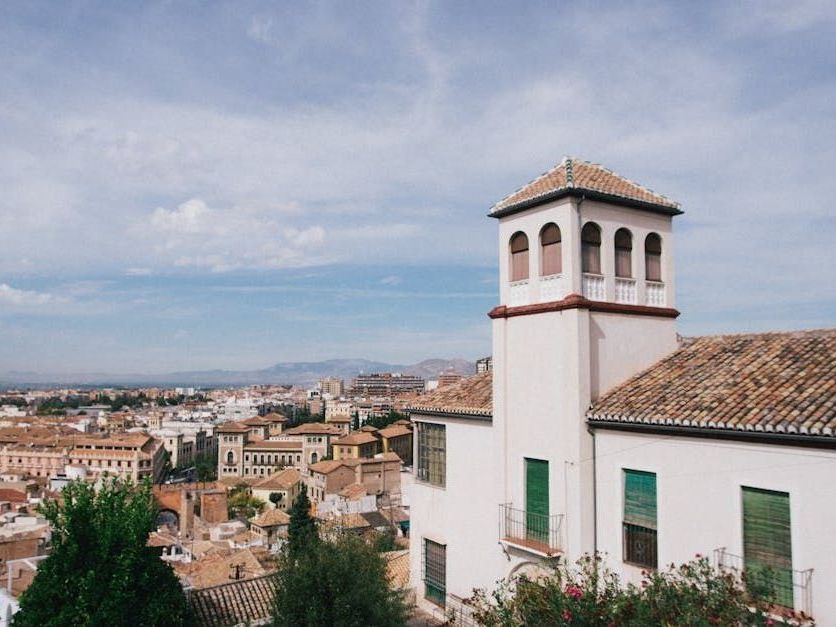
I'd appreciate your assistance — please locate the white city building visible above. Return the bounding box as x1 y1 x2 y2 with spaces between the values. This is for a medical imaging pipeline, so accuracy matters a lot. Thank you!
408 157 835 624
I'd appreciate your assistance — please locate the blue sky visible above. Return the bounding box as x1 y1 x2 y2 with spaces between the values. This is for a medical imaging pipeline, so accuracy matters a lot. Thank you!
1 1 835 374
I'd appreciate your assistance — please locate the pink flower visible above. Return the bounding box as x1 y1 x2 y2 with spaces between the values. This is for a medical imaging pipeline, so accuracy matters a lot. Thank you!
565 584 583 599
562 609 573 622
766 620 775 627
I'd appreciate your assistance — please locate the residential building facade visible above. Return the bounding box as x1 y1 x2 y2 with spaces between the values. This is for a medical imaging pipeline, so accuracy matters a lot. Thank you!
408 157 836 623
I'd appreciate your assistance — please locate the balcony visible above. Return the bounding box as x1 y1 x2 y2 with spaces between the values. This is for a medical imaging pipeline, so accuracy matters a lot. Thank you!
539 273 565 302
714 548 814 620
614 278 637 304
582 273 605 301
508 280 530 306
499 503 563 557
645 281 665 307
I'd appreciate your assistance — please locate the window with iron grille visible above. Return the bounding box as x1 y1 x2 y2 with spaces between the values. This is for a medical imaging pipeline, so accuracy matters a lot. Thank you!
416 422 445 487
423 538 446 607
623 469 657 568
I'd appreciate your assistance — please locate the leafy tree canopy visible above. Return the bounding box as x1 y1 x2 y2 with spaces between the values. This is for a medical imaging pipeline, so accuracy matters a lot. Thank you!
272 532 410 627
287 486 318 556
14 477 193 627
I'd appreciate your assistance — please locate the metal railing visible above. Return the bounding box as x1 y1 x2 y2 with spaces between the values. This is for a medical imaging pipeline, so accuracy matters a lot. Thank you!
499 503 563 557
714 547 814 618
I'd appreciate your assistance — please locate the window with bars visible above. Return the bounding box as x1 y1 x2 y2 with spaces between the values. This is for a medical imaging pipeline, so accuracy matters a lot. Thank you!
623 469 657 568
423 539 446 607
416 422 445 487
742 487 794 608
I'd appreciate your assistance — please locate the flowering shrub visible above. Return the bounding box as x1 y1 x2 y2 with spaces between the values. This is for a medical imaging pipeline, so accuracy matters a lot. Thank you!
469 554 790 626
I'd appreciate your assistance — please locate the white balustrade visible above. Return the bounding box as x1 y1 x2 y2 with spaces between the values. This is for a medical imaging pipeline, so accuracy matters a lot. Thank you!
645 281 666 307
582 274 605 301
508 280 530 306
614 278 637 304
539 274 565 303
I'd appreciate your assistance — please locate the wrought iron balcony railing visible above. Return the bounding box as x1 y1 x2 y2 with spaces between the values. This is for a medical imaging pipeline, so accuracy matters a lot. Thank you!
499 503 563 557
714 547 814 620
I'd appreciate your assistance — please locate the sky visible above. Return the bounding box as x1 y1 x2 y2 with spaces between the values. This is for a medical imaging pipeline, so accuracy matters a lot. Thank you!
1 1 835 375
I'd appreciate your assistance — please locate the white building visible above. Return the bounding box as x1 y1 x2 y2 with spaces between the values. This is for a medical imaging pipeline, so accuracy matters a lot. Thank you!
408 157 835 623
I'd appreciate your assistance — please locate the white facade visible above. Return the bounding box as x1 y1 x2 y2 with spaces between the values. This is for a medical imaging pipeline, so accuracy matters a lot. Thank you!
409 169 833 623
594 430 834 619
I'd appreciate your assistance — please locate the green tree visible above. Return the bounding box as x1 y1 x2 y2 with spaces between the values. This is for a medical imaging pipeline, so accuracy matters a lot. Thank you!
193 452 217 482
272 532 410 627
14 477 193 626
227 491 266 520
287 486 318 556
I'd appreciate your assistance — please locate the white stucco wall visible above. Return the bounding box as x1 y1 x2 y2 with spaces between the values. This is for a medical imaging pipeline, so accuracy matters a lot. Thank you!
408 415 506 613
594 429 836 623
496 198 675 308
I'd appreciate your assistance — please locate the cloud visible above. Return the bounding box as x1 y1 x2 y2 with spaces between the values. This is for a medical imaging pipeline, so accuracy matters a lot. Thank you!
144 198 329 271
0 284 60 306
380 275 402 286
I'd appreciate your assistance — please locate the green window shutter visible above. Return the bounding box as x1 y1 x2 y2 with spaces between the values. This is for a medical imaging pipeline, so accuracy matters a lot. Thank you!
525 459 549 544
742 487 793 608
525 459 549 517
624 469 657 530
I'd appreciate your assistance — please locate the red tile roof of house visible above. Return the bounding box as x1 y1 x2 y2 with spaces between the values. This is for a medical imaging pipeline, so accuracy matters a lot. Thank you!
588 329 836 440
491 157 681 215
377 424 412 439
216 422 249 433
252 468 301 491
408 372 492 417
333 432 379 446
282 423 343 436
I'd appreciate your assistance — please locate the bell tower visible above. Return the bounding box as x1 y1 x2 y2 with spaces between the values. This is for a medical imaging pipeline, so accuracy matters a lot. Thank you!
488 157 683 564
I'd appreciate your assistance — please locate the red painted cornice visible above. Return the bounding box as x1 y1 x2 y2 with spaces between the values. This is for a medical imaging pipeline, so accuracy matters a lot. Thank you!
488 293 680 319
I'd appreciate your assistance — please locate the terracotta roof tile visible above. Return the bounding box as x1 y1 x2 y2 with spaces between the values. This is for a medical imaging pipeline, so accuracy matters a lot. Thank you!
252 468 301 491
188 572 276 626
588 329 836 439
383 550 410 589
492 157 680 214
333 432 379 446
308 460 350 475
282 423 343 436
249 508 290 527
408 372 492 417
377 425 412 439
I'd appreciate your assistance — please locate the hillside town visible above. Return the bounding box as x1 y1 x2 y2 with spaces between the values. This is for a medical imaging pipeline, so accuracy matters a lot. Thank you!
0 369 479 623
4 3 835 626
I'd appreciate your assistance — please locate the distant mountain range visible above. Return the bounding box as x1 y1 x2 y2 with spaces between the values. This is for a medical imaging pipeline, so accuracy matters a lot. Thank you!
0 358 476 388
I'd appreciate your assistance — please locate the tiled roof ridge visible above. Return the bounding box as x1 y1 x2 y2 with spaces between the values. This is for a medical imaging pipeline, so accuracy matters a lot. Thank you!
491 158 569 212
491 156 680 213
588 327 836 440
682 327 836 342
570 157 679 209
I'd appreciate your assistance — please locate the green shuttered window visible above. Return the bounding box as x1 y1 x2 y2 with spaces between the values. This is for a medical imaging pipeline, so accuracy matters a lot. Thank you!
416 422 445 487
525 458 549 543
742 487 793 608
623 469 657 568
423 539 446 607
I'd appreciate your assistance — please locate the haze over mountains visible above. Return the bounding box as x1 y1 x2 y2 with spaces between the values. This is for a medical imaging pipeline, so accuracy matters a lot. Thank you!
0 358 476 388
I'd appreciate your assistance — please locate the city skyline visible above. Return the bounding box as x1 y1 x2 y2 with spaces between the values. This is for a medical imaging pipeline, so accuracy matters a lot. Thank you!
2 1 835 374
